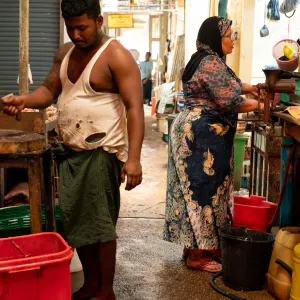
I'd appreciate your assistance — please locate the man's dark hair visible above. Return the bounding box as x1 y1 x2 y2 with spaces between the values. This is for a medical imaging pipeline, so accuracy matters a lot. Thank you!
61 0 101 20
146 52 151 57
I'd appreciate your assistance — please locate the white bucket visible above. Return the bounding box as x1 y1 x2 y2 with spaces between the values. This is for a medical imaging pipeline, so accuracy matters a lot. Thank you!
70 249 83 273
157 114 168 134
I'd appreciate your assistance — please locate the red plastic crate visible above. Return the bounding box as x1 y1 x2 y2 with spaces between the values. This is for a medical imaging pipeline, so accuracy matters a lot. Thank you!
0 233 73 300
233 196 278 232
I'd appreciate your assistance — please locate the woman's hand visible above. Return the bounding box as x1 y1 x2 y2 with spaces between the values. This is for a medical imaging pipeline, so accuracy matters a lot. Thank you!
242 83 258 97
239 99 264 113
257 102 264 111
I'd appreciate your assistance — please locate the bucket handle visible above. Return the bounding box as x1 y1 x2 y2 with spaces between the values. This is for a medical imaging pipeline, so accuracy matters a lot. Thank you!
10 238 31 258
8 266 40 275
275 259 293 276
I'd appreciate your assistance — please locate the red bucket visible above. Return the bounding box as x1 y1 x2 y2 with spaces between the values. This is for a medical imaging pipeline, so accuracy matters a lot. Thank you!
0 233 73 300
272 39 300 72
233 196 278 232
151 97 157 116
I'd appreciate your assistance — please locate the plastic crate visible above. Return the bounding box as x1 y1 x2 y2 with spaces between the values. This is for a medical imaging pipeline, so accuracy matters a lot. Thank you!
0 233 73 300
0 205 62 238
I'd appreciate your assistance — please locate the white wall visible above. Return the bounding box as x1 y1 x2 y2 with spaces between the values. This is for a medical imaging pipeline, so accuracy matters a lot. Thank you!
252 0 300 84
119 19 150 61
184 0 210 64
239 0 255 83
63 25 71 44
226 0 243 76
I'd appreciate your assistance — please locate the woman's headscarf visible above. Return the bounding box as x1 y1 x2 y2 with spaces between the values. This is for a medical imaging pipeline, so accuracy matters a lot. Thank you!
182 16 232 83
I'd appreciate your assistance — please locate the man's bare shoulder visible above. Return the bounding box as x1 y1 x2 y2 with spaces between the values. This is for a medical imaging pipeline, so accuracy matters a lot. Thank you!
54 42 74 63
108 40 134 61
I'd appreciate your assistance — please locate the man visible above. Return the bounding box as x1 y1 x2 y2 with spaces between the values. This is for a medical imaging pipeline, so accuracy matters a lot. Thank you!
140 52 153 106
2 1 144 299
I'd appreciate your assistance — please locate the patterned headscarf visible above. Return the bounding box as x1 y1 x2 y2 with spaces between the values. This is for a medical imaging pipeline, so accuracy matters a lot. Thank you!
182 17 232 83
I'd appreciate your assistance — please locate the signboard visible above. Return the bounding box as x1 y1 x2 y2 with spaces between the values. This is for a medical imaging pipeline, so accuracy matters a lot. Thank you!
108 15 134 29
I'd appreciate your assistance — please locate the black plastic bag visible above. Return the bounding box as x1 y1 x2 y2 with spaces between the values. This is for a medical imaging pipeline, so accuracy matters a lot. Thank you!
267 0 280 21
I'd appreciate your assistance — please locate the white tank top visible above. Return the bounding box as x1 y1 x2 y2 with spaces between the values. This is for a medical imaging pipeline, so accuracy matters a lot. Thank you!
58 38 128 162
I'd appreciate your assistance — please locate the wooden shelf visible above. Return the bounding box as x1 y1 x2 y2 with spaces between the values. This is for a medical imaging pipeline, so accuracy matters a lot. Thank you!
271 112 300 126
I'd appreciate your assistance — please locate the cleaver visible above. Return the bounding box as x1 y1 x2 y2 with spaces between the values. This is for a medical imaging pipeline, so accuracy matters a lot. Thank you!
0 94 21 121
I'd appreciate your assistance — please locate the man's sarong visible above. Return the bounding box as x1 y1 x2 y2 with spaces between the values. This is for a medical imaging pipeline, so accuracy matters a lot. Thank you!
55 146 123 248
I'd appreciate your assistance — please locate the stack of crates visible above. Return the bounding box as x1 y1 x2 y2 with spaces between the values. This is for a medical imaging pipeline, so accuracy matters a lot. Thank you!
0 204 62 238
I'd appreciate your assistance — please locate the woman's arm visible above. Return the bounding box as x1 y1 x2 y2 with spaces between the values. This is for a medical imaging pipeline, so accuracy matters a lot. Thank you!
198 56 245 113
239 99 264 113
241 83 257 96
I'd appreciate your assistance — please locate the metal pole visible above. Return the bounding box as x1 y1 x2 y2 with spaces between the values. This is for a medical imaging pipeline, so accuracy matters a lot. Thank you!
19 0 29 96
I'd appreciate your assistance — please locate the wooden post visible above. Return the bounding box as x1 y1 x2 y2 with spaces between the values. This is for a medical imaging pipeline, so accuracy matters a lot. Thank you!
0 169 4 208
19 0 29 96
43 149 56 232
28 158 43 233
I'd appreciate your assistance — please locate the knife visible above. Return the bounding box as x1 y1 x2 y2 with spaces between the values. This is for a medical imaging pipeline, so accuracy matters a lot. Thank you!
0 94 21 121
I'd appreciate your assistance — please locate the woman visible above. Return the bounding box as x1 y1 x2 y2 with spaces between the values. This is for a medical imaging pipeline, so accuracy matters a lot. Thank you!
164 17 263 273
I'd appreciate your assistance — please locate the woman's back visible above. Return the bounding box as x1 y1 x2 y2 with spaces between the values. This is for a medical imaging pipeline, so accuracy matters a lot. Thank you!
183 55 243 117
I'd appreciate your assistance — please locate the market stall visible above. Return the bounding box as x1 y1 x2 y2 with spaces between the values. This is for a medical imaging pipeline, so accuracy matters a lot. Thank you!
0 0 58 234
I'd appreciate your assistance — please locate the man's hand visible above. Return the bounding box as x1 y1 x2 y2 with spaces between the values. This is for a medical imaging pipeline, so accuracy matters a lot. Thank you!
143 79 148 85
1 95 25 116
121 159 142 191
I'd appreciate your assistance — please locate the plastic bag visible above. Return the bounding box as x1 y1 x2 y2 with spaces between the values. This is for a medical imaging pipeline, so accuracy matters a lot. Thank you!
17 64 33 85
4 182 29 206
157 82 175 114
280 0 300 14
267 0 280 21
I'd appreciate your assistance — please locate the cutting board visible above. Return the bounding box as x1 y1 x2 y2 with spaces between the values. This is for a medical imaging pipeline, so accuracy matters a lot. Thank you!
0 130 46 154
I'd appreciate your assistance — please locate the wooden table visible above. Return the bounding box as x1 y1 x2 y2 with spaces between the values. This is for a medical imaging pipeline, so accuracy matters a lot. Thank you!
271 111 300 126
0 146 56 234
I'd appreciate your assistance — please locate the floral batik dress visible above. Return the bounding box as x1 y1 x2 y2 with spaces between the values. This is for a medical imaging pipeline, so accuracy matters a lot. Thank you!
164 55 245 250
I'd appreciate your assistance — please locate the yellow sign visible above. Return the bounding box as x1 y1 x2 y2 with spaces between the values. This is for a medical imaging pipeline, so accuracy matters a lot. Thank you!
108 15 133 29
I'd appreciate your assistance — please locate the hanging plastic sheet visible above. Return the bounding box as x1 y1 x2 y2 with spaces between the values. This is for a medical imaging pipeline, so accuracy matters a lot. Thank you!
267 0 281 21
218 0 228 18
280 0 300 14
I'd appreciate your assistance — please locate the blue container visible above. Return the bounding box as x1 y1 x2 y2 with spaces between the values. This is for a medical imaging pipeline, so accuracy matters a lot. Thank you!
280 136 295 227
241 176 249 189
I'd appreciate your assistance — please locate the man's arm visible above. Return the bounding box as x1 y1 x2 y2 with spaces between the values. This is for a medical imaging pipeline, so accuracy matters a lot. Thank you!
109 42 144 191
1 43 72 114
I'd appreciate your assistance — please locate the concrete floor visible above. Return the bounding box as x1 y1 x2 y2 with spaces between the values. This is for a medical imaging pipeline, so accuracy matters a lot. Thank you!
72 107 275 300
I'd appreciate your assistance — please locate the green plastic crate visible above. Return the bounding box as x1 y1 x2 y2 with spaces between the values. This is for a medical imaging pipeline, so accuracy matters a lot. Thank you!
280 80 300 103
0 204 62 238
